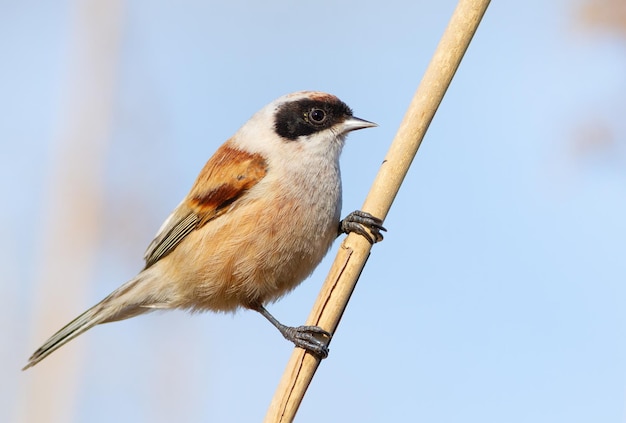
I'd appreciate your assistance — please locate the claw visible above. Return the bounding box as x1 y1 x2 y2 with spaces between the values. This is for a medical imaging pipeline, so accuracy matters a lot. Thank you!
340 210 386 244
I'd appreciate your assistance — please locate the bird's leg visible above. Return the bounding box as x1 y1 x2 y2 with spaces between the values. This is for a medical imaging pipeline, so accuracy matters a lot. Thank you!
253 305 331 359
339 210 386 244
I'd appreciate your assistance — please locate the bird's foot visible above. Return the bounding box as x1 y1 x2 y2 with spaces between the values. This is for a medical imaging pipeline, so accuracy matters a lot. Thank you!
279 325 331 359
340 210 386 244
254 305 332 359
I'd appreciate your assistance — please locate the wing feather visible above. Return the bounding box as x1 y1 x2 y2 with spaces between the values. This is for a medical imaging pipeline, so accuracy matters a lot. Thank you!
142 142 268 268
143 210 200 267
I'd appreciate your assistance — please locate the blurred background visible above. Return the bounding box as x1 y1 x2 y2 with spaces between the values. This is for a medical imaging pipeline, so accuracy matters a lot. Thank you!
3 0 626 422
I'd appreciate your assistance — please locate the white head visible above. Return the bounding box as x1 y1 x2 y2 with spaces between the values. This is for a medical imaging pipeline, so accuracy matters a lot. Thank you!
230 91 376 164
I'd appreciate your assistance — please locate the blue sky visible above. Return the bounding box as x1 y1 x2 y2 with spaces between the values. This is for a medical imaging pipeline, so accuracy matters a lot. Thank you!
3 1 626 422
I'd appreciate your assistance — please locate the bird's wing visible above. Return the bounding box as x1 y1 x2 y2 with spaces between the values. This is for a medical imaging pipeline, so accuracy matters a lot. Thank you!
143 143 268 268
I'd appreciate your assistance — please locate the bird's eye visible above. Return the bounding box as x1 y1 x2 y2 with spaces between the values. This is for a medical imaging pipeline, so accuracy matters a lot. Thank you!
308 108 326 124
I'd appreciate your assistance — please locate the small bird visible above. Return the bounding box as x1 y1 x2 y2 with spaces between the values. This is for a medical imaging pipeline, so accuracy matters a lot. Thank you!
23 91 384 370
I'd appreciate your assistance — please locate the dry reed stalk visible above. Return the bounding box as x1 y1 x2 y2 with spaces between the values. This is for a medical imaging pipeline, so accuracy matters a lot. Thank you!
264 0 491 421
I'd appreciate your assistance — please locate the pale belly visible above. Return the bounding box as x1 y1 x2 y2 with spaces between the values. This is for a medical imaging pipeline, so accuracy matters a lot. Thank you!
155 188 340 312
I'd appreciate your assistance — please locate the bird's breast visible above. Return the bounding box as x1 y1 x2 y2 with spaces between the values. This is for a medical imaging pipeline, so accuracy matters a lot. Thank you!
161 161 342 312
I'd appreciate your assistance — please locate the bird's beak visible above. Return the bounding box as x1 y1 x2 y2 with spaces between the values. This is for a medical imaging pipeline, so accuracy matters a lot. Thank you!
342 116 378 133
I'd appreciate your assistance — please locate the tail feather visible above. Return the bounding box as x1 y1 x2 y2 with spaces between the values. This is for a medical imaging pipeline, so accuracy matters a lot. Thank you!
22 304 107 370
23 272 168 370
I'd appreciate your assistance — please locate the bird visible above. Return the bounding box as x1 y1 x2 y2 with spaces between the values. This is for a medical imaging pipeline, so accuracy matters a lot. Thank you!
23 90 384 370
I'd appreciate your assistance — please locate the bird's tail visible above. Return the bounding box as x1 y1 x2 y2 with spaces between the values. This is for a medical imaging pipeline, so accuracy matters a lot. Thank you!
23 271 169 370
